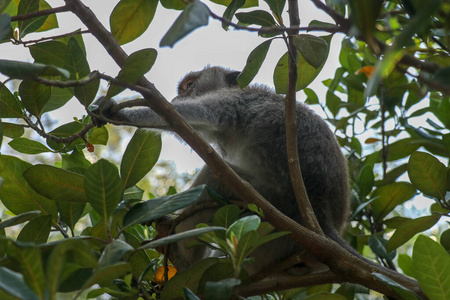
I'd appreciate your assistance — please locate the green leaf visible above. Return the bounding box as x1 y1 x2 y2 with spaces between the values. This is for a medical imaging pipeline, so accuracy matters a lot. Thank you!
64 37 98 106
237 40 272 88
81 262 131 290
56 201 86 230
30 41 67 67
123 185 205 228
293 34 328 69
386 215 441 252
121 129 161 189
110 0 158 45
204 278 241 300
8 138 53 154
213 205 240 228
1 122 24 139
160 0 210 48
0 267 39 300
87 126 109 145
85 159 122 219
371 182 416 223
262 0 285 20
18 80 51 117
46 239 98 297
408 151 447 200
227 215 260 240
0 59 69 80
0 83 22 118
358 164 374 198
222 0 245 30
17 214 51 244
0 13 11 40
23 164 87 203
98 240 134 268
106 48 158 99
161 257 220 299
372 273 420 300
398 253 415 277
274 36 330 94
0 211 41 230
160 0 187 10
304 88 319 104
441 229 450 252
368 235 395 261
413 235 450 300
6 244 46 299
304 293 346 299
36 0 58 32
0 155 57 216
139 227 225 250
17 0 46 37
183 287 201 300
235 10 276 27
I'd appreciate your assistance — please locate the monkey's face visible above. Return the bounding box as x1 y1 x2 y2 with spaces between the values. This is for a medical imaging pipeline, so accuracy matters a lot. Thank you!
173 66 241 102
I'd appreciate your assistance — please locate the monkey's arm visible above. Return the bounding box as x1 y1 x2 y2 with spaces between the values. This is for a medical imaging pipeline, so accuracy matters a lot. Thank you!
92 94 240 131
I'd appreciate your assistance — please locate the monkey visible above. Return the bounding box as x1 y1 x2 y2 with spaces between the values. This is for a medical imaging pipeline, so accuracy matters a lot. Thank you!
92 66 350 276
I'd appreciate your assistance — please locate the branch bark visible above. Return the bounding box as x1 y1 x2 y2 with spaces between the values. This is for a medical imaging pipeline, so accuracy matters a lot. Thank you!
64 0 427 298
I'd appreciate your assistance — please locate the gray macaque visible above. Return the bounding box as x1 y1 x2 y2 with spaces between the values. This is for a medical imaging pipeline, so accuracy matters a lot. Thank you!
93 66 350 276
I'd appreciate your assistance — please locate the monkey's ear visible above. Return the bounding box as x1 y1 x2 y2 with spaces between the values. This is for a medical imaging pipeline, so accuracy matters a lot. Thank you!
226 71 241 87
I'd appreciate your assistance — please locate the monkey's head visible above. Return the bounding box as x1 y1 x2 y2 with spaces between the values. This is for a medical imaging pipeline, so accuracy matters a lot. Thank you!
174 66 240 101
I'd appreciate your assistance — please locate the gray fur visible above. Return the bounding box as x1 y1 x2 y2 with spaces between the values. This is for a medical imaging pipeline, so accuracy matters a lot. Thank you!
96 66 350 275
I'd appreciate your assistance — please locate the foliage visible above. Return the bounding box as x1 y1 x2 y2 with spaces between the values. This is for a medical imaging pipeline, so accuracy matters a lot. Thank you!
0 0 449 299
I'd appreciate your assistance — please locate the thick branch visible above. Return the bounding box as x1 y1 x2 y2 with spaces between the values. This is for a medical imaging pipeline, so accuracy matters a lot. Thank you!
286 0 322 234
65 1 426 298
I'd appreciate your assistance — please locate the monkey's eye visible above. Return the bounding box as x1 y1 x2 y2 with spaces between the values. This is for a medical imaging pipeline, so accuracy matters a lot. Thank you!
186 81 194 89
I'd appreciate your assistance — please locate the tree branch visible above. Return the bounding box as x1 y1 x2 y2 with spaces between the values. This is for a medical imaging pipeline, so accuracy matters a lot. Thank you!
65 1 427 298
285 0 323 234
10 5 70 22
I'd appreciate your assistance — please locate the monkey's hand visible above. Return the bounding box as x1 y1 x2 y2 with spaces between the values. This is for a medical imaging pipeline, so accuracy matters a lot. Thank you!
89 96 124 127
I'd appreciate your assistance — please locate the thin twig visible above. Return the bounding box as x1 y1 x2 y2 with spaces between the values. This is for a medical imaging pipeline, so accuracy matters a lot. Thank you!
11 5 70 22
15 29 90 46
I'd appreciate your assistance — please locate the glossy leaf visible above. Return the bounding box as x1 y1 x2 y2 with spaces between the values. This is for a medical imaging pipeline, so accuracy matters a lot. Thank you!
213 205 240 228
81 263 131 290
0 83 22 118
98 240 134 268
8 138 53 154
262 0 285 20
368 235 395 261
237 40 272 88
371 182 416 223
204 278 241 300
0 211 40 230
408 151 447 199
293 34 328 69
222 0 245 30
0 267 39 300
183 287 201 300
0 155 57 216
372 273 419 300
161 257 220 299
0 13 10 40
123 185 205 228
16 214 51 244
18 80 51 117
0 59 70 80
227 215 260 240
23 164 87 203
274 36 330 93
160 0 186 10
235 10 276 27
441 229 450 252
85 159 122 219
106 48 158 99
120 129 161 189
56 201 86 230
64 38 98 106
386 215 441 252
30 41 66 67
36 0 58 32
110 0 158 45
17 0 46 37
6 244 46 299
140 227 225 250
413 235 450 300
160 0 210 48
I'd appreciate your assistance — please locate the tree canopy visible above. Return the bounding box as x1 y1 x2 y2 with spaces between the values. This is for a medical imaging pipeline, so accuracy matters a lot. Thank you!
0 0 449 299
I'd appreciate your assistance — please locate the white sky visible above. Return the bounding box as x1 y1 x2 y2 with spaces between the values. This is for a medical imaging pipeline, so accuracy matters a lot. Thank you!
1 0 343 171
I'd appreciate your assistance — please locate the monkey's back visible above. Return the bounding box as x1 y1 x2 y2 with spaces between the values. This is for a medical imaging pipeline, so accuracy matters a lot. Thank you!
214 86 350 234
